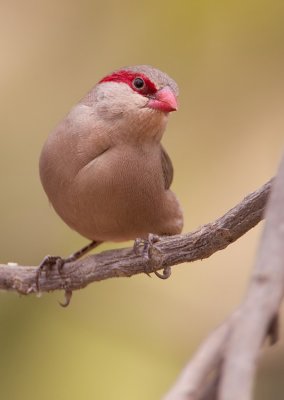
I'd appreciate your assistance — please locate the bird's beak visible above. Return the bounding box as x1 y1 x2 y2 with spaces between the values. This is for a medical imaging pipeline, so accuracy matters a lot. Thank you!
147 86 178 113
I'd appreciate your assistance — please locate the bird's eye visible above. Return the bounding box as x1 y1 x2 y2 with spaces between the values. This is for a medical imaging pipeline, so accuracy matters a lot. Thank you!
133 77 145 90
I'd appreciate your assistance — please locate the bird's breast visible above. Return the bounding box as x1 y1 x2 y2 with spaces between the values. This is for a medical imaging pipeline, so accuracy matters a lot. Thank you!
65 145 167 241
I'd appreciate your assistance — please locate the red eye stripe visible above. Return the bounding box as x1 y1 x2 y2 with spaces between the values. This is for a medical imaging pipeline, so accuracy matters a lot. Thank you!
99 70 157 96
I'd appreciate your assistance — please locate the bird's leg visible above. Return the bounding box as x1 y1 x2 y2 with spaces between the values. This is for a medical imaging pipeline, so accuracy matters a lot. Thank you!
62 240 103 264
133 234 171 279
36 240 102 293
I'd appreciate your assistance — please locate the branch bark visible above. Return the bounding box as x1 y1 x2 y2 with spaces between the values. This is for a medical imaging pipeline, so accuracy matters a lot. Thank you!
163 154 284 400
219 156 284 400
0 179 272 296
163 313 237 400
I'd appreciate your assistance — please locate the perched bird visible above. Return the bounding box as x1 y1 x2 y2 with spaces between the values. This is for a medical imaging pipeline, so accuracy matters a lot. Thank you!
39 65 183 296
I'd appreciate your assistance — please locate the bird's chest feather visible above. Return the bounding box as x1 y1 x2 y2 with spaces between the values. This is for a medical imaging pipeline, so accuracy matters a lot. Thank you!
94 145 164 204
63 142 171 240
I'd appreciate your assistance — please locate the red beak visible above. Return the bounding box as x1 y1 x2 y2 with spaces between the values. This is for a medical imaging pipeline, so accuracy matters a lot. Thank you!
147 86 178 113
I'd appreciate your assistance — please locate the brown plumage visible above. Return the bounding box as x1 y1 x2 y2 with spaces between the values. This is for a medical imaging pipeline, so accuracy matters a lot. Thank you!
40 65 183 245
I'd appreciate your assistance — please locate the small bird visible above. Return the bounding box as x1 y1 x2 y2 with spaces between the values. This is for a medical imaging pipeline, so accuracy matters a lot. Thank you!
39 65 183 299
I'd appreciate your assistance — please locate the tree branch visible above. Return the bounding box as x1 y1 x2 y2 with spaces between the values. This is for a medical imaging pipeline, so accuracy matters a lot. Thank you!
218 156 284 400
163 313 237 400
162 154 284 400
0 179 272 296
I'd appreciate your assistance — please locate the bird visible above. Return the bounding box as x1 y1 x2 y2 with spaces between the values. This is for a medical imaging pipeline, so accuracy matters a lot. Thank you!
38 65 183 302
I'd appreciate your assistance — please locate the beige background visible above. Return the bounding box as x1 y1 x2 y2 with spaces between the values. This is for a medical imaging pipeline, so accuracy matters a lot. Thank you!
0 1 284 399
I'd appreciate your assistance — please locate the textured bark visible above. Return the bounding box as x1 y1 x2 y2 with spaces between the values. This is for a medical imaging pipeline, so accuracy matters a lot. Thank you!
163 154 284 400
0 179 271 296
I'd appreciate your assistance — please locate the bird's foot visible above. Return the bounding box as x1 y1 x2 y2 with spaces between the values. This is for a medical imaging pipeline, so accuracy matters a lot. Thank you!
133 234 171 279
133 233 160 259
36 255 73 306
36 255 65 290
35 241 102 307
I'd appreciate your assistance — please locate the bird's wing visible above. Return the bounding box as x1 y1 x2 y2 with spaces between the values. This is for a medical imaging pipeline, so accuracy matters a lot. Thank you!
160 146 174 190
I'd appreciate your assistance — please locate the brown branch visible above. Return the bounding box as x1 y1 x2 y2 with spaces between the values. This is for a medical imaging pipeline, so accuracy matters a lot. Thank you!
162 156 284 400
162 313 237 400
218 156 284 399
0 179 272 296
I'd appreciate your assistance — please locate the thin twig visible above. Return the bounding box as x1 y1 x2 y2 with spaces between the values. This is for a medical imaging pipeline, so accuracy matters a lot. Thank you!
0 179 272 296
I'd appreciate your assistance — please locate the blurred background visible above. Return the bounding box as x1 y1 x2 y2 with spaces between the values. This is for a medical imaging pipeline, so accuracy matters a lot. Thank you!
0 0 284 399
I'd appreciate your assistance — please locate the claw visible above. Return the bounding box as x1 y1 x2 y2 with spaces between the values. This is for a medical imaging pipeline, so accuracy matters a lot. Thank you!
133 234 160 257
59 289 73 307
133 238 144 256
36 240 102 292
35 241 102 307
56 257 65 275
36 255 65 291
133 234 159 276
133 234 170 279
36 257 73 307
154 266 171 280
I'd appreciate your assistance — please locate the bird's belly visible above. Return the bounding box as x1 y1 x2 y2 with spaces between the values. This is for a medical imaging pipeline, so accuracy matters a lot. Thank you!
63 150 168 241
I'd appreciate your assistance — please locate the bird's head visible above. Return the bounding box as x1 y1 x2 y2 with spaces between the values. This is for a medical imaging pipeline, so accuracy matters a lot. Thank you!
83 65 179 142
